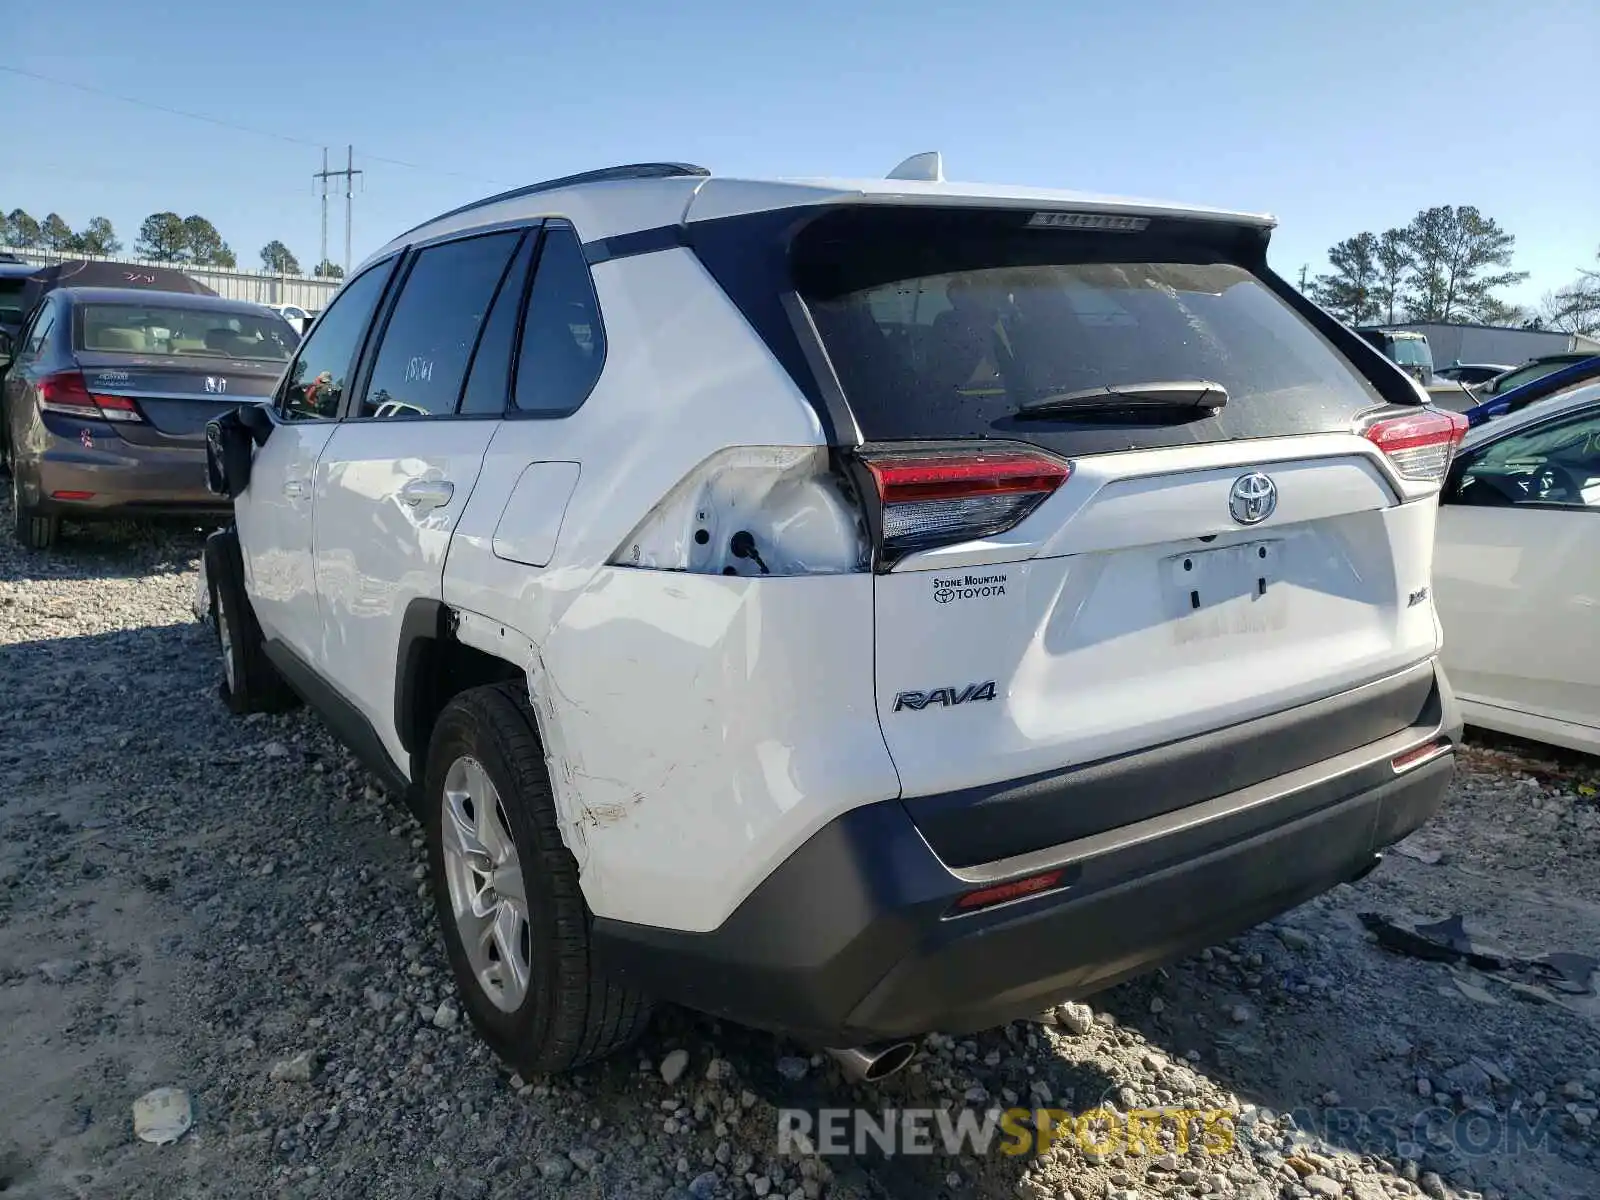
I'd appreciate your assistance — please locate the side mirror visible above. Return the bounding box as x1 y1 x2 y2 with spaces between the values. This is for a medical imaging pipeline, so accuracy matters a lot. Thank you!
205 405 269 499
237 400 274 446
0 330 12 369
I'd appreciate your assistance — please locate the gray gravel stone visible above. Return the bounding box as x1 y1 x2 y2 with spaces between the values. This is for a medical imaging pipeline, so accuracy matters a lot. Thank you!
1055 1002 1095 1035
268 1051 317 1084
660 1048 690 1085
1 488 1594 1200
775 1056 809 1081
1442 1060 1493 1100
37 959 83 983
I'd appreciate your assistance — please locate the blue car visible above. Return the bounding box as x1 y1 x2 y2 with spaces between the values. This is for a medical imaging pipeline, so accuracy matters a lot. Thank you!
1463 355 1600 427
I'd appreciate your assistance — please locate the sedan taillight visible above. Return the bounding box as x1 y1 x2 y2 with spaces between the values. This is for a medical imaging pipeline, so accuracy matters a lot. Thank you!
37 371 143 423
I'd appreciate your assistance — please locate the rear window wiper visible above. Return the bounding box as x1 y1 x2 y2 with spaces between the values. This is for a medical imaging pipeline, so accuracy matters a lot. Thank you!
1016 380 1228 418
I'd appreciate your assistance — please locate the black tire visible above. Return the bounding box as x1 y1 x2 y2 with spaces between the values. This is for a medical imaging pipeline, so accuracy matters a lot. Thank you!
10 470 58 550
426 682 652 1074
206 528 298 714
0 391 13 476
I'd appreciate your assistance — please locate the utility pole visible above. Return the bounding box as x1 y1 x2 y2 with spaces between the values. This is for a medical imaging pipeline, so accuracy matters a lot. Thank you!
312 146 363 275
344 145 360 275
1298 264 1310 292
316 147 329 276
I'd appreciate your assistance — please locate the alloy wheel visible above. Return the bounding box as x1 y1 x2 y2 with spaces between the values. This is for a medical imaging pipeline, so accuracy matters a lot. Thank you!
215 587 237 693
440 756 532 1013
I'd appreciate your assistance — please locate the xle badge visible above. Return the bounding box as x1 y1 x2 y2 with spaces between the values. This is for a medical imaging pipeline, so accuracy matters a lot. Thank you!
893 681 998 712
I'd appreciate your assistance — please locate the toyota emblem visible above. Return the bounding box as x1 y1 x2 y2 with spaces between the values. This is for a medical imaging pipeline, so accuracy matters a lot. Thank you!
1228 473 1277 525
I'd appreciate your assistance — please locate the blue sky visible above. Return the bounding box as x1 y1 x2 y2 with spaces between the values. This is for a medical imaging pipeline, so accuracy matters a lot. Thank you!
4 0 1595 309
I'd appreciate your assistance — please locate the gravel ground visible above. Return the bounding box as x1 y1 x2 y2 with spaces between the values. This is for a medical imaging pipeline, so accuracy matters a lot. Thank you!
1 503 1597 1200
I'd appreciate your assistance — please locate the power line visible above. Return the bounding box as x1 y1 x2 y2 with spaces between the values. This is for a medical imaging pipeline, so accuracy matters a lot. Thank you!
0 63 501 185
11 158 331 203
0 63 318 147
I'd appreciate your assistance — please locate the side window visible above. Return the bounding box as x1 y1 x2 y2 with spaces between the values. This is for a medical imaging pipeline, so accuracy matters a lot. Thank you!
512 224 606 416
23 308 55 359
359 231 522 419
279 262 393 421
459 233 537 416
1454 409 1600 509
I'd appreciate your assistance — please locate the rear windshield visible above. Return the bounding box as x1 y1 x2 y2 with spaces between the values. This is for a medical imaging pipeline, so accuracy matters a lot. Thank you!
795 210 1383 444
1389 338 1433 370
77 303 298 360
1493 359 1574 394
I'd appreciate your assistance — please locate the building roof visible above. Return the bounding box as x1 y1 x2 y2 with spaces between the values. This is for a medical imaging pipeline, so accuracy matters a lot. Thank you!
1392 320 1565 333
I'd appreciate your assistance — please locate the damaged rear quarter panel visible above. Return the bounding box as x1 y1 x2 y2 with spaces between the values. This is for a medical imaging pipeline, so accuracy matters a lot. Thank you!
538 566 900 934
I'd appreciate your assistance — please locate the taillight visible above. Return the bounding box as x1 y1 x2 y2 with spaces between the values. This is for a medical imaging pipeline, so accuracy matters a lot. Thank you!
1360 408 1467 483
859 448 1070 561
92 394 141 422
37 371 96 414
37 371 143 424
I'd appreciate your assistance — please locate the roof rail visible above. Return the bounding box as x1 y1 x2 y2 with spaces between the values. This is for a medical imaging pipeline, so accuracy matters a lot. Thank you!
402 162 711 238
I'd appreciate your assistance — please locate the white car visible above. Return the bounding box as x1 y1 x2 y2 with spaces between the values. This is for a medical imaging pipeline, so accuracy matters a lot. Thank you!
1435 381 1600 754
200 157 1464 1081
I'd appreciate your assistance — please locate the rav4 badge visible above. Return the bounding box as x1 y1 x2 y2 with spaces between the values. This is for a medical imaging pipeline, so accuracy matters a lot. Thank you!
893 682 998 712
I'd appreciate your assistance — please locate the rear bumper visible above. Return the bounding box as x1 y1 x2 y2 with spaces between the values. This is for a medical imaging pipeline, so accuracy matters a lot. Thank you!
593 659 1461 1045
24 427 223 516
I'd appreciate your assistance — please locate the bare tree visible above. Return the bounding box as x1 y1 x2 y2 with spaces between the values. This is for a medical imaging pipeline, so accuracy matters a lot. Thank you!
1537 247 1600 335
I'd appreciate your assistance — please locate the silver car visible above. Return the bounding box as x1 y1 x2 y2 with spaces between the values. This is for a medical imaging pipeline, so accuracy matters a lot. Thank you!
2 287 298 548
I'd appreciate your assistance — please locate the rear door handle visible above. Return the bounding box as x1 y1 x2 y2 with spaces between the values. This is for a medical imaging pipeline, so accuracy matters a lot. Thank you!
283 479 309 499
398 478 455 512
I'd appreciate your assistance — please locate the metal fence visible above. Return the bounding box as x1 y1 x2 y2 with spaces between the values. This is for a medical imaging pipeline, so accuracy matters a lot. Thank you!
1 247 341 309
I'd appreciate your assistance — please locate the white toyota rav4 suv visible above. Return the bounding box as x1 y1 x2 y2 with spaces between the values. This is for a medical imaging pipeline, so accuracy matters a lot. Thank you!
203 157 1465 1082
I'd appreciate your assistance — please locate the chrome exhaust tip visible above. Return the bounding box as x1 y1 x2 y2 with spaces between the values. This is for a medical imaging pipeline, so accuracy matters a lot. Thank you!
824 1041 918 1083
